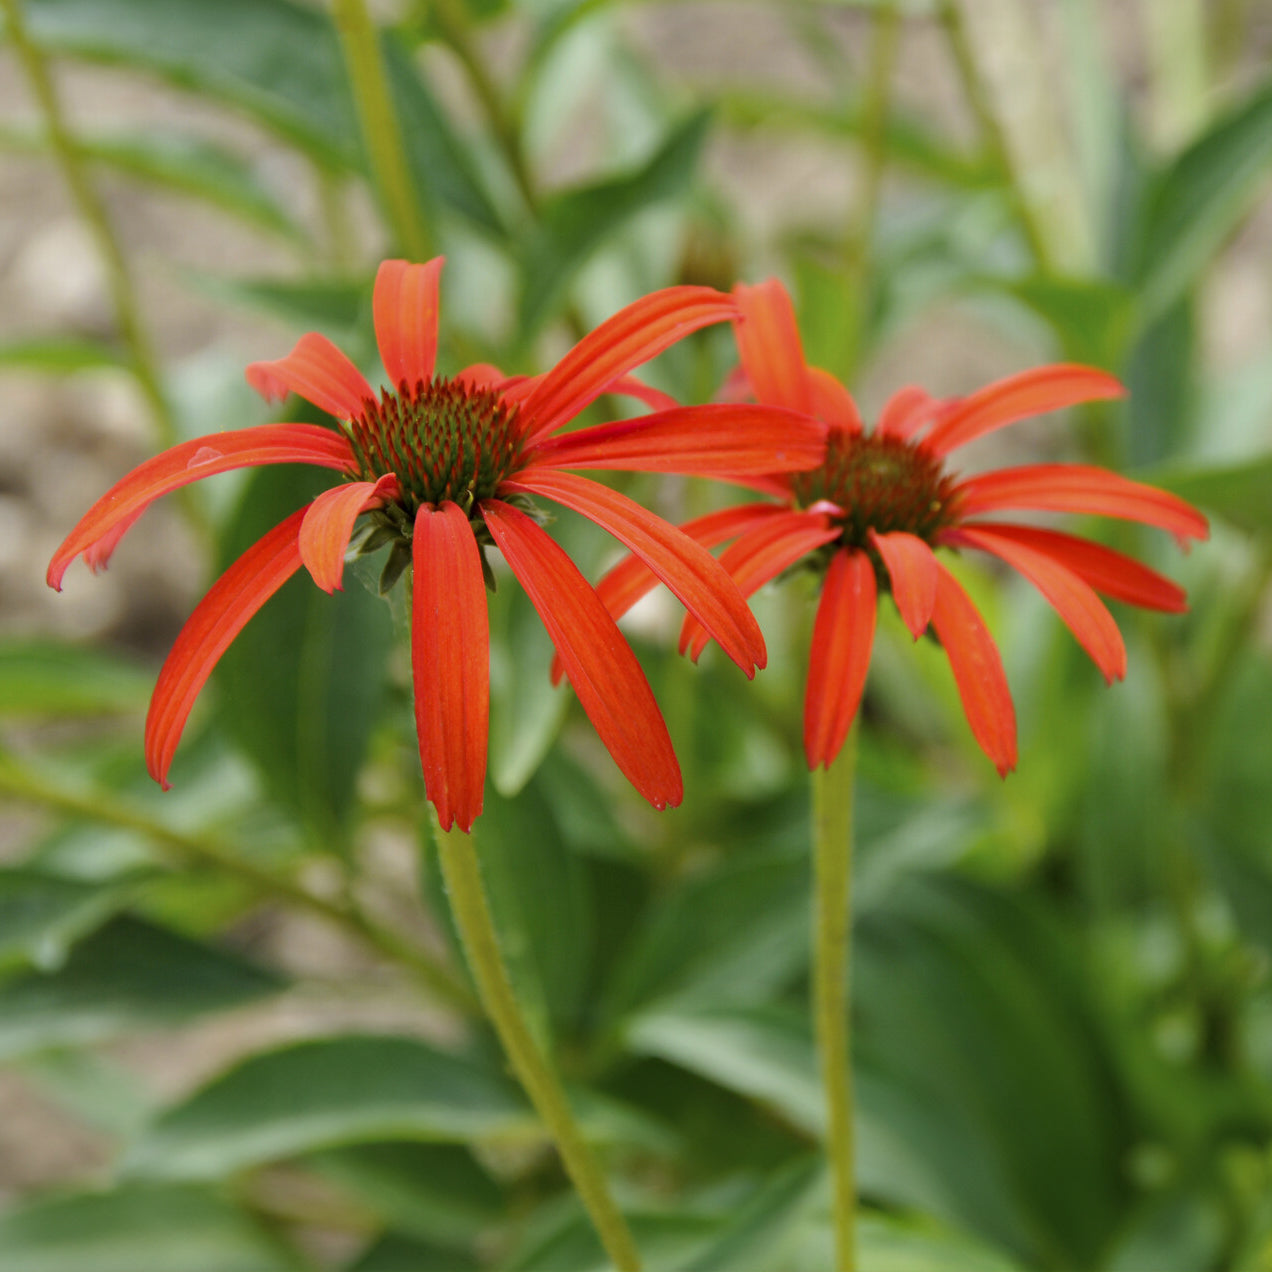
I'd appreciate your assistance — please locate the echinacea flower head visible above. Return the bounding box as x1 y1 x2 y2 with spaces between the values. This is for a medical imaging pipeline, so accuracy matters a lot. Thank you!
580 278 1209 775
48 260 827 831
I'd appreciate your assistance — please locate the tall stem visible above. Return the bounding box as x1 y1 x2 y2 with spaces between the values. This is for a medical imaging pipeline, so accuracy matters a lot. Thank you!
332 0 432 260
812 724 858 1272
1 0 179 451
432 818 642 1272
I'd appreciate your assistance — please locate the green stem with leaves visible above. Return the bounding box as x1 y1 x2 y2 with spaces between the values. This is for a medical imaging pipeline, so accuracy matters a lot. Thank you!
433 817 642 1272
0 749 474 1012
812 724 859 1272
332 0 432 260
1 0 178 451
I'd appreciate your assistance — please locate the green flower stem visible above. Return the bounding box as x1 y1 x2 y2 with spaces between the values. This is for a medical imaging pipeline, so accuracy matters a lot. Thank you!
0 749 474 1013
812 723 859 1272
332 0 432 261
432 817 642 1272
1 0 178 452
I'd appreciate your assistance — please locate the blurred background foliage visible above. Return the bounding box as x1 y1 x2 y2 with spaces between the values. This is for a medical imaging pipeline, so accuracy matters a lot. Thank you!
2 0 1272 1268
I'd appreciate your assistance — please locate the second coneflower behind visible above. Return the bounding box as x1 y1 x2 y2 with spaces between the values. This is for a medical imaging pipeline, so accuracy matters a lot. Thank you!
579 277 1209 773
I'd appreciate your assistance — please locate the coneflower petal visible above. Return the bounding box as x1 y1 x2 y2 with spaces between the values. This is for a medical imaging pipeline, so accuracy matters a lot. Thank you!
548 502 788 686
522 404 826 476
804 549 877 769
733 279 812 414
680 510 840 661
47 425 354 590
952 463 1210 545
374 258 443 389
875 385 940 440
806 366 863 434
947 525 1127 683
145 508 307 788
298 474 400 593
412 502 490 833
520 287 738 445
930 563 1017 776
952 522 1187 612
923 364 1126 457
481 499 682 810
505 470 766 677
868 529 939 639
246 332 376 420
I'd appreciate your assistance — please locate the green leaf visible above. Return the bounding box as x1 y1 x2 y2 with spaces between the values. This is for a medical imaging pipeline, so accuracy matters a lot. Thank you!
0 866 133 973
213 463 393 846
0 642 153 717
1131 76 1272 320
517 111 711 334
0 124 304 241
124 1034 530 1180
848 1214 1027 1272
1143 452 1272 537
350 1232 478 1272
0 1183 301 1272
0 336 125 373
183 273 369 341
309 1142 504 1248
19 0 500 232
987 276 1134 367
0 915 284 1060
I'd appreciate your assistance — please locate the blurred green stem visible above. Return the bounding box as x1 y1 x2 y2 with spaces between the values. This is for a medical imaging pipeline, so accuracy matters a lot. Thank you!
936 0 1054 272
432 817 642 1272
812 723 859 1272
332 0 432 260
0 749 474 1012
1 0 178 452
842 1 901 380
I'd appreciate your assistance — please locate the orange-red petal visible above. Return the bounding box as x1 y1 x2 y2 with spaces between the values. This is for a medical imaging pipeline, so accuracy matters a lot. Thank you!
298 474 400 593
603 375 681 413
522 404 826 476
875 385 941 440
950 522 1187 612
923 364 1126 457
47 424 354 590
947 525 1127 683
868 529 938 639
480 499 682 809
374 258 443 388
505 469 766 677
245 332 375 420
519 287 737 445
680 510 840 661
804 549 877 769
411 501 490 833
806 366 863 434
732 279 812 414
929 563 1017 776
145 508 307 788
952 463 1210 545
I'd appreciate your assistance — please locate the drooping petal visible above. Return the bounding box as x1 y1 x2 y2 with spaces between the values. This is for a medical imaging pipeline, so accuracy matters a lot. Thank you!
923 364 1126 457
298 474 400 593
946 525 1127 683
804 549 877 769
82 506 146 574
47 425 355 590
549 502 788 686
929 563 1017 776
805 366 863 434
246 332 375 420
522 404 826 476
875 385 940 440
732 279 812 413
145 508 307 788
603 375 681 413
952 463 1210 545
504 469 766 677
519 287 738 445
868 529 938 638
411 501 490 833
680 510 841 661
949 521 1187 612
374 258 443 388
480 499 682 809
